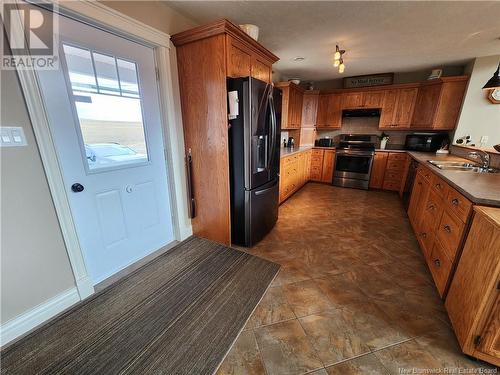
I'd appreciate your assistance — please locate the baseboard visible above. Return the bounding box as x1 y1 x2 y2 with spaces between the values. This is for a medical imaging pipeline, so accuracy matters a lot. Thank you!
0 287 80 347
179 224 193 241
75 276 95 300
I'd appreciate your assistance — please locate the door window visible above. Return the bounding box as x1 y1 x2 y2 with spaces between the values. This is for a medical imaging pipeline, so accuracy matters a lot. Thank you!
62 44 148 171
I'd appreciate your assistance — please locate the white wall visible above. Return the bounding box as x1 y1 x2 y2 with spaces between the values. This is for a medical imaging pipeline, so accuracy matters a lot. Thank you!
453 55 500 148
1 50 76 324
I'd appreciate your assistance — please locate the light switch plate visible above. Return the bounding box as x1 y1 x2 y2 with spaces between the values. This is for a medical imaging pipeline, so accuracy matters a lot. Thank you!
0 127 27 147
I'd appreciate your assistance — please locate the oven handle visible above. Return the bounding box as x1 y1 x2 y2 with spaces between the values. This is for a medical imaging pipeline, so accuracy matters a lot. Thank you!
336 150 374 156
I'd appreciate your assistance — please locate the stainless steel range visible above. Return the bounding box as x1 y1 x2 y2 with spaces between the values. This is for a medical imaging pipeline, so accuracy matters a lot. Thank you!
333 134 376 190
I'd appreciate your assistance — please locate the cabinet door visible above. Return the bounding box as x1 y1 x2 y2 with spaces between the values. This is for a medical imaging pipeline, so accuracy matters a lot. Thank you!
394 88 418 128
326 94 342 128
379 90 398 129
316 94 330 127
310 149 324 181
251 54 272 83
428 239 453 297
301 92 319 128
418 189 444 259
226 37 252 78
369 152 388 189
412 83 441 128
294 88 304 128
321 150 335 183
478 293 500 360
342 92 363 109
408 172 426 230
363 91 385 108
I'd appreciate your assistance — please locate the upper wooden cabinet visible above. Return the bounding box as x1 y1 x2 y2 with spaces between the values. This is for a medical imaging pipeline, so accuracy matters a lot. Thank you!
172 19 278 245
301 91 319 128
276 82 304 129
412 76 468 130
316 94 342 129
341 90 384 109
379 87 418 129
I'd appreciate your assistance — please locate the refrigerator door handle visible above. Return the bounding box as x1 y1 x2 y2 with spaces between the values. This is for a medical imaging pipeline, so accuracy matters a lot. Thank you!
267 92 277 170
255 180 278 195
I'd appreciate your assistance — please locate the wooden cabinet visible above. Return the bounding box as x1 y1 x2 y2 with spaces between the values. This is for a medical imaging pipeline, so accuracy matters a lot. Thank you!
172 19 278 245
301 91 319 128
226 36 273 83
369 152 388 189
310 149 325 181
321 150 335 183
341 92 364 109
379 87 418 129
446 206 500 366
412 76 468 130
407 161 473 297
316 94 342 129
382 153 406 191
277 82 304 129
279 149 313 203
341 91 384 109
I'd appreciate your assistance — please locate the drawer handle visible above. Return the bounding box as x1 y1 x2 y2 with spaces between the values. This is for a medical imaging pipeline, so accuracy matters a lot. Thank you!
420 232 427 238
427 204 435 210
434 259 441 268
451 198 459 206
435 183 442 189
443 225 452 233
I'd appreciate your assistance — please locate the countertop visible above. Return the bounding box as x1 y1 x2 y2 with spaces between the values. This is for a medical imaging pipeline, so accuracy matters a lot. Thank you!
279 146 406 157
407 152 500 207
279 147 500 207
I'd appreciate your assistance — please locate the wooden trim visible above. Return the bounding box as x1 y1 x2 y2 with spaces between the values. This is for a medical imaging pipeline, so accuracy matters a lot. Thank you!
171 19 279 63
275 81 306 92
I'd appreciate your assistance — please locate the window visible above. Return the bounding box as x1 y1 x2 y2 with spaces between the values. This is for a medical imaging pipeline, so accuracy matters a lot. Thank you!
63 44 148 171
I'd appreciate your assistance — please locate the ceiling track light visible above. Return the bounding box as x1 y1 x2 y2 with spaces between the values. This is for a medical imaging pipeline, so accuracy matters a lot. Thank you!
333 45 346 73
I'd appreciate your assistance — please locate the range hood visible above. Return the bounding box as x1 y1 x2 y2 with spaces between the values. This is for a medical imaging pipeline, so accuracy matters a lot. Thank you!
342 108 381 117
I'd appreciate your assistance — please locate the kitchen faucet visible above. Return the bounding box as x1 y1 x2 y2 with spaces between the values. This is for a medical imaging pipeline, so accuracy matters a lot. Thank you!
468 150 490 169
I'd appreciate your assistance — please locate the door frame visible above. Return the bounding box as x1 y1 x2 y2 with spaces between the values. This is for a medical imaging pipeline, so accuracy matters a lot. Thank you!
8 0 192 300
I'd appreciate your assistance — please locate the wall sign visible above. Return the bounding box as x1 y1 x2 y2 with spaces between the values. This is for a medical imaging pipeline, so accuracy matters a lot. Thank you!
343 73 394 89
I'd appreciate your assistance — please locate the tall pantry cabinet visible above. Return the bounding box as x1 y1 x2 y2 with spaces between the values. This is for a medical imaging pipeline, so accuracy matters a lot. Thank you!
171 19 279 245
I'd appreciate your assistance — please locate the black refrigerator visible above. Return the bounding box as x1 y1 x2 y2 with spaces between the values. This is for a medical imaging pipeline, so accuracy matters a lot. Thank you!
227 77 282 247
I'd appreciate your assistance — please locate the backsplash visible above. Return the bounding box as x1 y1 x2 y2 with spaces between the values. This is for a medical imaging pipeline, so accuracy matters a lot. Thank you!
315 117 409 148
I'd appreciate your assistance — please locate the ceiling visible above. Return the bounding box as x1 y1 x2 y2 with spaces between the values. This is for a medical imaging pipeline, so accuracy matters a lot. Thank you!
164 1 500 82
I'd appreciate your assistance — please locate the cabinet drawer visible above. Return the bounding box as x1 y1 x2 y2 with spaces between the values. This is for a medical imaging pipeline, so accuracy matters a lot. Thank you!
312 149 324 157
417 165 433 181
386 160 405 171
444 188 472 223
384 170 402 182
310 158 323 168
436 210 465 261
382 179 401 191
431 174 448 199
418 221 435 261
428 239 453 297
387 152 406 161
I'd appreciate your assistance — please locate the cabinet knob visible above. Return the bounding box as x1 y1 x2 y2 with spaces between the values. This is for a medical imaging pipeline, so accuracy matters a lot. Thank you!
451 198 459 206
443 225 452 233
420 232 427 238
436 183 442 189
434 259 441 268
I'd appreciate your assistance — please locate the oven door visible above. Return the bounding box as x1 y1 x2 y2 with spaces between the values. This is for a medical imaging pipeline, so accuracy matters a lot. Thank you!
334 151 374 181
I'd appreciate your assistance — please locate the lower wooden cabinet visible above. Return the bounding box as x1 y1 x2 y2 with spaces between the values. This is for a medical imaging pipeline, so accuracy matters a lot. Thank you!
445 206 500 366
369 152 406 191
321 150 335 183
407 162 472 298
310 149 325 181
369 152 388 189
279 150 312 203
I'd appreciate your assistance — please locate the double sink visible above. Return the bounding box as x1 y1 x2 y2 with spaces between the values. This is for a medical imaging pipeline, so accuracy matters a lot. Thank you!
428 160 498 173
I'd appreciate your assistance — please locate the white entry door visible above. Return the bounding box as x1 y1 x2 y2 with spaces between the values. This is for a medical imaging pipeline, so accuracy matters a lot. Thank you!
36 10 174 284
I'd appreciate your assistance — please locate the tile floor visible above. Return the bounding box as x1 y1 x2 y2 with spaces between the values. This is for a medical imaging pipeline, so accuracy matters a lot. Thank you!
217 183 495 375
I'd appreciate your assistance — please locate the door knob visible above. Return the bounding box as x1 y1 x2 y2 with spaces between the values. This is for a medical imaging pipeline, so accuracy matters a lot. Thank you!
71 183 84 193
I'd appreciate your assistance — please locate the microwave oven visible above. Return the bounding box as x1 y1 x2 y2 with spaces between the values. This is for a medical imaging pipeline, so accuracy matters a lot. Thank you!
404 133 449 152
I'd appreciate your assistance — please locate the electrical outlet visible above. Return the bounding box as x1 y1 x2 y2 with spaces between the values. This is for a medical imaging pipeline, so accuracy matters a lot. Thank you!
480 136 489 144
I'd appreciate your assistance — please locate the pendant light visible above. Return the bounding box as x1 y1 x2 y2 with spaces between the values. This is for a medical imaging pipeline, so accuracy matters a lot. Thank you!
333 45 346 73
482 61 500 90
